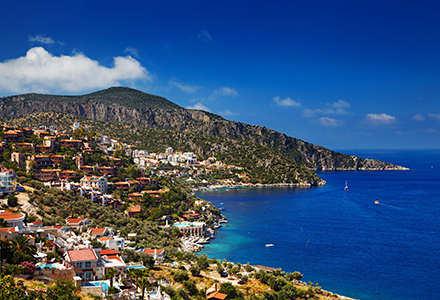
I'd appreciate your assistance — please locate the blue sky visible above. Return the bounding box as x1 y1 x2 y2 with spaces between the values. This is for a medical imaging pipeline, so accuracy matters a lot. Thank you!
1 1 440 150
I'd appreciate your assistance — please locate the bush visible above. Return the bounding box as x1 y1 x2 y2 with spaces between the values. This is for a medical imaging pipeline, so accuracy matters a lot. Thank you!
19 261 36 274
189 265 200 277
173 270 189 282
7 195 18 207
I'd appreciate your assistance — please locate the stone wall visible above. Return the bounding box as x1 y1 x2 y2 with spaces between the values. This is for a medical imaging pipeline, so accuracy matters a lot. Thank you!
81 286 103 297
34 268 75 282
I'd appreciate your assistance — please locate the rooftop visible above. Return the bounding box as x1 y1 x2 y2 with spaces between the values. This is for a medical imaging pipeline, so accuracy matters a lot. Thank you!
67 249 97 262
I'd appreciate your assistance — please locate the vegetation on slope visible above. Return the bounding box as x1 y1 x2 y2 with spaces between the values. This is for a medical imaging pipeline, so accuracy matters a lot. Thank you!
2 112 323 185
0 87 406 172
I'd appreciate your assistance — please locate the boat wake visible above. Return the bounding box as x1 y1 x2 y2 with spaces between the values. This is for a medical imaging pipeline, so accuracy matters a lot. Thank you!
376 203 405 210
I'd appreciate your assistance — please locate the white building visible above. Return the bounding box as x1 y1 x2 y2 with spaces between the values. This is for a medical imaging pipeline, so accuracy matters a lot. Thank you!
166 147 174 154
73 122 80 131
80 176 108 194
0 210 25 232
97 236 126 251
0 169 16 197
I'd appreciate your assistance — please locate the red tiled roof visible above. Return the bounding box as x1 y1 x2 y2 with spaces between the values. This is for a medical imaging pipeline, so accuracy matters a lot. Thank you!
0 210 25 221
90 228 106 234
107 255 124 263
142 249 165 254
67 249 97 262
207 291 227 300
98 237 113 242
129 205 142 213
100 249 121 256
0 227 17 233
67 217 86 224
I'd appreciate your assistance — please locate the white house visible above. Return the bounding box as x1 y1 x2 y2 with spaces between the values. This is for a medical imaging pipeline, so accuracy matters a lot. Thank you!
80 176 108 194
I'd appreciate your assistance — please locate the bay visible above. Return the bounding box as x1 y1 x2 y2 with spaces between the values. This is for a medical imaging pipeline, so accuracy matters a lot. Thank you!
197 149 440 300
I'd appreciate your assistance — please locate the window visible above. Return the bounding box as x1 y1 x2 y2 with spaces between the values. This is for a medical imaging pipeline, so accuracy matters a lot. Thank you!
77 262 83 268
85 261 91 269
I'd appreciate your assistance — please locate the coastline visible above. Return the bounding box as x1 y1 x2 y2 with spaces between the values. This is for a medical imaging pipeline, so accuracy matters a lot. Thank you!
193 186 361 300
192 181 326 193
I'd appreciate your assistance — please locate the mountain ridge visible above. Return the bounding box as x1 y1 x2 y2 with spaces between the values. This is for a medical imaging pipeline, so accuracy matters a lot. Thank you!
0 87 408 173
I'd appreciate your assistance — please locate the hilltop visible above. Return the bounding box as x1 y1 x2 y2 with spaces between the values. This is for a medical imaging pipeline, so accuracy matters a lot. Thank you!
0 87 408 174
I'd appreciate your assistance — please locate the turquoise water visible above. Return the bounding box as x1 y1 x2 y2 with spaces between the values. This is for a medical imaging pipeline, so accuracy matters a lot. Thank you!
197 149 440 300
173 222 191 227
36 263 57 269
84 281 109 291
127 265 146 269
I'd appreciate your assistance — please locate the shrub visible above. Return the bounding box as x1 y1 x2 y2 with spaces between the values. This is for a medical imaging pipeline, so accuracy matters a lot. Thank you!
19 261 36 275
173 270 189 282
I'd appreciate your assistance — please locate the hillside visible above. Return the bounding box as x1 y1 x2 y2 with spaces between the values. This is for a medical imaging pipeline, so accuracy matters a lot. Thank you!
0 87 408 172
2 112 323 186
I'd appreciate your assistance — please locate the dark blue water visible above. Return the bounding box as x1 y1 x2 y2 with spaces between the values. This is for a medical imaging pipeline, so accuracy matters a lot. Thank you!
197 149 440 300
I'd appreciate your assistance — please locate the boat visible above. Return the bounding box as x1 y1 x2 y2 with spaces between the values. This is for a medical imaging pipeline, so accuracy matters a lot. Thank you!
218 207 225 211
375 199 379 204
265 244 274 247
344 181 348 190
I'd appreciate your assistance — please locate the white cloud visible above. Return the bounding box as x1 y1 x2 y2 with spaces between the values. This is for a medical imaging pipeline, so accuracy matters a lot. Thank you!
327 99 350 114
319 117 340 126
198 30 213 42
0 47 150 94
418 128 437 133
303 99 350 117
302 108 316 117
273 96 301 107
219 109 238 116
169 78 201 93
412 113 424 121
124 47 139 58
364 113 396 125
186 102 211 112
213 87 238 97
329 99 350 109
428 113 440 120
29 35 63 46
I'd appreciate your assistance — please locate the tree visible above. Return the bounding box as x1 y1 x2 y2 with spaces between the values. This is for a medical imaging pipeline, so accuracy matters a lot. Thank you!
183 279 199 296
46 279 81 300
291 271 303 282
0 218 8 228
245 262 254 272
130 268 146 289
189 264 200 277
217 264 225 276
219 282 243 300
140 252 155 269
196 254 210 270
138 276 150 300
13 235 37 263
7 195 19 207
104 267 117 288
173 269 189 282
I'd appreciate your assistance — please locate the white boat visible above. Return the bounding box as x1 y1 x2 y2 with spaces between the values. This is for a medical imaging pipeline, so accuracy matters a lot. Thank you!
265 244 274 247
196 238 210 244
344 181 348 190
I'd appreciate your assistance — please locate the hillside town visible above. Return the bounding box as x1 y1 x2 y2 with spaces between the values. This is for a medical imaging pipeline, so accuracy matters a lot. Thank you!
0 122 235 298
0 122 349 300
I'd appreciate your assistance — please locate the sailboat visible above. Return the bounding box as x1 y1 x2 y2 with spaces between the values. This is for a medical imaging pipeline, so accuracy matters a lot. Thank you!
344 181 348 191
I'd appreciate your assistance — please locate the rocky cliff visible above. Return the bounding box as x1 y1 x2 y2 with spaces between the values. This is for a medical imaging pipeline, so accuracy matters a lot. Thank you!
0 87 408 171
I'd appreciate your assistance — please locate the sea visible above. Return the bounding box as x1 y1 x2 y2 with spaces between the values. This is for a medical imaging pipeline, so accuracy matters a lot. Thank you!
196 149 440 300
